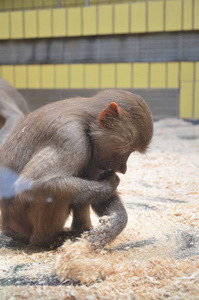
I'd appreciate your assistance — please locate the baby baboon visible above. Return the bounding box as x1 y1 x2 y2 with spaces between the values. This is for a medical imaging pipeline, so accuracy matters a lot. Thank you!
0 89 153 248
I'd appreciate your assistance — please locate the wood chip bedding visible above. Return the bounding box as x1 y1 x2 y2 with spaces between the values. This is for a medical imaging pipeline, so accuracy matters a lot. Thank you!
0 118 199 299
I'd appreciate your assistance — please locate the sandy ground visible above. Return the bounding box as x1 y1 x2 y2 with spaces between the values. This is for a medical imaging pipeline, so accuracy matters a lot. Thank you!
0 118 199 299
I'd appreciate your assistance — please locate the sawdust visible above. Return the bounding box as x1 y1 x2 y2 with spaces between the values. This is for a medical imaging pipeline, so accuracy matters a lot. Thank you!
0 118 199 299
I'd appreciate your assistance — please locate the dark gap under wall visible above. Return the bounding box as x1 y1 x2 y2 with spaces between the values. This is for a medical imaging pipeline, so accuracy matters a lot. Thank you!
19 88 179 119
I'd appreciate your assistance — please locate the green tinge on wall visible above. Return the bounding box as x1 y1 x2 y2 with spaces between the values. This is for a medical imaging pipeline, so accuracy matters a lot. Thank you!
0 0 199 39
0 62 199 119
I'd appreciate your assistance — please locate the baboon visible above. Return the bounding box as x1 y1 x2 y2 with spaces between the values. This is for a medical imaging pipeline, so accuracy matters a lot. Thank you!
0 79 29 145
0 89 153 248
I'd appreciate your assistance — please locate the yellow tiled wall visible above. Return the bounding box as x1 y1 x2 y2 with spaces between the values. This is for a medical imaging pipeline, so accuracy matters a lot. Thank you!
167 63 179 89
24 10 38 38
150 63 166 88
38 9 52 38
0 13 9 39
0 0 163 11
116 63 131 88
52 8 66 37
1 62 198 119
165 0 182 32
1 65 14 86
131 2 146 33
101 64 116 89
15 65 27 88
133 63 149 88
180 82 193 119
0 1 199 39
23 0 36 9
114 4 129 34
148 1 164 32
67 7 82 37
41 65 55 88
31 0 44 9
195 63 199 119
180 62 194 119
83 6 97 36
183 0 193 31
3 0 13 10
194 0 199 30
70 64 84 88
98 5 113 35
55 65 69 88
0 1 198 120
27 65 41 88
10 11 24 39
85 64 99 88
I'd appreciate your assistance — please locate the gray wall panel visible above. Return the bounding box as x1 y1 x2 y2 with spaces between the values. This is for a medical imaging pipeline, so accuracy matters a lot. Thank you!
139 34 181 62
0 32 198 65
19 88 179 120
183 33 199 61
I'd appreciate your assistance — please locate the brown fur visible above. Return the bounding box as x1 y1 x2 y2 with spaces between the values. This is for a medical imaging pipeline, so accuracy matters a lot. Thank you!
0 89 153 248
0 79 29 145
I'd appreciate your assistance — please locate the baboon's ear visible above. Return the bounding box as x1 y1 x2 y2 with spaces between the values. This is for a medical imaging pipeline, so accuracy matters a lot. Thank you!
98 102 121 128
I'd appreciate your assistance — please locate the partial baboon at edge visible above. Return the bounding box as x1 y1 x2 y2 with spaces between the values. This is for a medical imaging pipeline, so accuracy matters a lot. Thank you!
0 89 153 248
0 79 29 146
